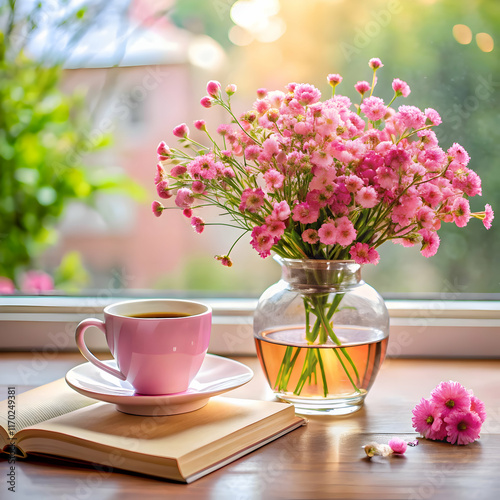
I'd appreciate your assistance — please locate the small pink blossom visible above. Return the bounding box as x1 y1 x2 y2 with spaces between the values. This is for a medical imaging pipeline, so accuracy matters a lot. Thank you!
264 169 285 191
272 200 291 221
483 204 494 229
154 163 167 184
156 180 172 199
425 108 442 126
445 411 482 445
191 216 205 234
256 88 267 99
206 80 221 97
215 254 233 267
368 58 383 70
264 216 286 238
355 186 378 208
452 197 471 228
360 96 386 122
200 96 213 108
0 277 15 294
318 222 337 245
175 188 195 209
156 141 170 160
327 74 342 87
419 228 440 257
183 208 192 218
448 143 470 166
152 200 164 217
187 154 219 180
172 123 189 138
354 81 370 95
349 243 380 265
396 105 426 130
335 217 357 247
411 398 447 441
388 437 408 454
292 202 319 224
191 180 206 194
21 271 54 294
170 165 187 177
194 119 206 131
239 188 265 213
225 84 237 95
392 78 411 98
250 225 275 258
294 83 321 105
430 380 472 419
470 395 487 423
302 228 319 244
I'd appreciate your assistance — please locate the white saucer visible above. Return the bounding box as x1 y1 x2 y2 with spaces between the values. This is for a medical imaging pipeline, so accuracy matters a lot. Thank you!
65 354 253 416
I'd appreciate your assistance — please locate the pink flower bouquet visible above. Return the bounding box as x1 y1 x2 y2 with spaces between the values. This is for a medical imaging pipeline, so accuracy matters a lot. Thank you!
153 58 492 267
153 59 493 398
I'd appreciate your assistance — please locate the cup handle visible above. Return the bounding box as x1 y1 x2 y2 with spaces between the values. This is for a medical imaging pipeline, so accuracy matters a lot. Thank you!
75 318 127 381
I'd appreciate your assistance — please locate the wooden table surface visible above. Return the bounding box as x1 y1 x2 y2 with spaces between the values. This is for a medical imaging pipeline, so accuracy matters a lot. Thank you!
1 351 499 500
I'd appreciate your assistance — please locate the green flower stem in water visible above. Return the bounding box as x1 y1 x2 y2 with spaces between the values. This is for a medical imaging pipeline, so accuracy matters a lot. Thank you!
273 292 361 397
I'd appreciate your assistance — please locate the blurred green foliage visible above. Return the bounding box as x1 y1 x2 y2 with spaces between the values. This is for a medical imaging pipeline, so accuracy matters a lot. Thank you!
0 3 142 289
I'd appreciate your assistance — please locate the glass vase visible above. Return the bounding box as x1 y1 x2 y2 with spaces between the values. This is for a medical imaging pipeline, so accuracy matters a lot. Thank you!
253 256 389 415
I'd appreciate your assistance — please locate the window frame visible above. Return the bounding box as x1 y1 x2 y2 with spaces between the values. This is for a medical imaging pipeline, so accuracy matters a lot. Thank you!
1 296 499 358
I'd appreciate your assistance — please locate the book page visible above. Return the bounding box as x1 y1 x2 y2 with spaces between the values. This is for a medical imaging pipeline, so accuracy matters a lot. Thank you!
16 397 300 479
0 378 96 439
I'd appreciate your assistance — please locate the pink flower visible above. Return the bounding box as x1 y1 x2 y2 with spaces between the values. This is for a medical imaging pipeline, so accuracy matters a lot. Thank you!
396 105 426 130
343 175 364 193
445 411 482 445
225 84 237 95
175 188 195 209
170 165 187 177
349 243 380 265
0 277 15 294
294 83 321 105
327 74 343 87
250 226 275 258
302 228 319 244
200 96 213 108
264 216 286 238
452 198 471 228
318 222 337 245
355 186 378 208
156 141 170 160
369 58 383 69
448 143 470 166
215 254 233 267
392 78 411 97
173 123 189 138
191 180 206 194
272 200 291 221
206 80 221 97
360 96 386 122
156 180 172 199
194 119 206 131
483 204 494 229
470 395 487 423
151 200 164 217
190 216 205 234
354 81 370 95
187 154 219 180
411 398 447 440
264 169 285 191
21 271 54 294
419 228 440 257
335 217 357 247
154 163 167 184
183 208 192 218
256 88 267 99
239 188 265 213
388 437 407 454
292 202 319 224
425 108 442 126
430 380 472 419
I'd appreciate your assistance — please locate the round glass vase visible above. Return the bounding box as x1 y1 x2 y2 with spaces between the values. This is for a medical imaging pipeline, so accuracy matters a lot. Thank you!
253 257 389 415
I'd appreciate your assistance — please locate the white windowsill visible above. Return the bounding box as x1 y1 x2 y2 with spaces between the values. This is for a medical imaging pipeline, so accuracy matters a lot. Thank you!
0 296 499 358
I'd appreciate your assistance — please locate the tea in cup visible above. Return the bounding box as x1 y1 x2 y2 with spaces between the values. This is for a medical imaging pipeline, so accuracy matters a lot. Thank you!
75 299 212 395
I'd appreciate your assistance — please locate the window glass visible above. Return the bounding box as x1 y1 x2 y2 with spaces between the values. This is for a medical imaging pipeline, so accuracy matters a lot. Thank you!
1 0 498 297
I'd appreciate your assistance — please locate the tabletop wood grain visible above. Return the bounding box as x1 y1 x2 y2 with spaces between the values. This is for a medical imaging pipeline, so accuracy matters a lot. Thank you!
1 351 499 500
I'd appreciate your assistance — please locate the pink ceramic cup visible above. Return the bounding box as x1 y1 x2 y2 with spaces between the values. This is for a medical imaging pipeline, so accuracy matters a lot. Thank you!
75 299 212 395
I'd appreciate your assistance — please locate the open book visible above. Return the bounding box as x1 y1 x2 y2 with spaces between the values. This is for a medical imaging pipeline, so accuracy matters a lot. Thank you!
0 379 305 483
